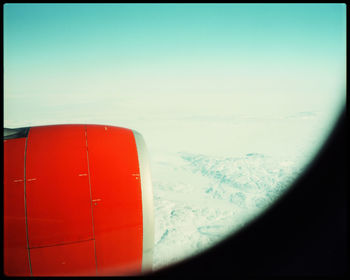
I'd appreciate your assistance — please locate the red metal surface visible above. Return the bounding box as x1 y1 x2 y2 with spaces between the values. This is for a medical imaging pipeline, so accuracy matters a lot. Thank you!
4 125 144 276
25 125 94 248
3 138 31 276
30 240 96 276
86 125 143 275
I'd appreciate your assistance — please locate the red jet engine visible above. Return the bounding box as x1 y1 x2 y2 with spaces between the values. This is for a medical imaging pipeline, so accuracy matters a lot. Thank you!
3 124 154 276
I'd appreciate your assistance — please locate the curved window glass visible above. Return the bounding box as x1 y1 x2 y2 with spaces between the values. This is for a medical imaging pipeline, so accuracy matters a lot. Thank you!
4 3 346 273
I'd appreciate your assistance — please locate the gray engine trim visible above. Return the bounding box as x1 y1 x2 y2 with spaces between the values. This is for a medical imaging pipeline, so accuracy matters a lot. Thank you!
4 127 30 140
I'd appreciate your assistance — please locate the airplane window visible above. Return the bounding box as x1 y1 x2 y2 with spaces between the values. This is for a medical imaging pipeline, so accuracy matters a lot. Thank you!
4 3 345 275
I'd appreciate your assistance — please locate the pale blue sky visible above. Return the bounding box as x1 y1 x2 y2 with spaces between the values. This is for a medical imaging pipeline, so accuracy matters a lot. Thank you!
4 3 346 128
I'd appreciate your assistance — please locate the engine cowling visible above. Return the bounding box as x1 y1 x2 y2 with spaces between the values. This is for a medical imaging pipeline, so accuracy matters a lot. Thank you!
4 124 154 276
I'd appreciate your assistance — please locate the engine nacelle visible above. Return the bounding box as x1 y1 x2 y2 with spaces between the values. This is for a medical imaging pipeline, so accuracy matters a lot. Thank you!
4 124 154 276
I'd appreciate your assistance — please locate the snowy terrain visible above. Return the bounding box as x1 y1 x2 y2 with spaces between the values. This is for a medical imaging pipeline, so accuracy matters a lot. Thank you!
151 151 303 269
4 91 343 271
